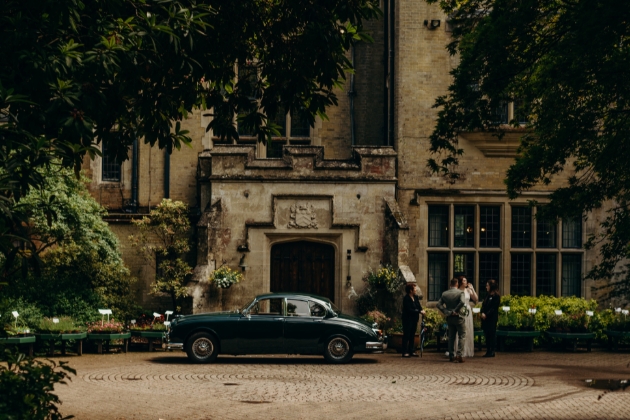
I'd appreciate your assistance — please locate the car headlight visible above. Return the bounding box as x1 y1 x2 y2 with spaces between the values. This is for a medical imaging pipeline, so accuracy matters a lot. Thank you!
372 328 383 340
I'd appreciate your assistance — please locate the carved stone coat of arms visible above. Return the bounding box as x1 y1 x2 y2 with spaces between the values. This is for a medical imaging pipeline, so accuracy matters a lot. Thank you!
288 202 318 229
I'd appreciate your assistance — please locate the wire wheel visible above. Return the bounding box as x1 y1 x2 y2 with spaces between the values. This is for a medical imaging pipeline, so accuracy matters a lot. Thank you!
186 333 219 363
192 337 214 359
324 337 353 363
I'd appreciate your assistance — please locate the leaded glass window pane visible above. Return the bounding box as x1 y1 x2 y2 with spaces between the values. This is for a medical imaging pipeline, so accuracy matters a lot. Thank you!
536 254 557 296
480 206 500 248
494 101 508 124
428 253 449 301
536 215 557 248
428 205 449 247
101 140 121 182
454 252 475 289
454 206 474 247
562 218 582 248
479 253 500 299
510 253 531 296
290 110 310 137
562 254 582 297
511 207 532 248
272 108 287 137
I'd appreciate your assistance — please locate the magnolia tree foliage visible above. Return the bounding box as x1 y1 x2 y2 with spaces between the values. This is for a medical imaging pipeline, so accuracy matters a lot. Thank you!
130 199 192 311
425 0 630 298
0 0 381 265
1 165 137 322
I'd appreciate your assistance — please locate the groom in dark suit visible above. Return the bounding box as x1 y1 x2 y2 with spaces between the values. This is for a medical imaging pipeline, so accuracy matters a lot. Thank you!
436 278 466 363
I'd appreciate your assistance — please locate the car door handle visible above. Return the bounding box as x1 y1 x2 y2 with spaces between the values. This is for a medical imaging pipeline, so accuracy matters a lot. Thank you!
274 317 284 321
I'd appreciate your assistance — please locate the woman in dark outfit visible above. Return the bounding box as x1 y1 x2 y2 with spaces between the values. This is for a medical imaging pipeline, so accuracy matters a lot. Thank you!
480 279 500 357
402 283 425 358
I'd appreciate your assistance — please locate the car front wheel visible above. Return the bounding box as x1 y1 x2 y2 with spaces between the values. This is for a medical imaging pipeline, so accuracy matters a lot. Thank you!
186 332 219 363
324 336 353 364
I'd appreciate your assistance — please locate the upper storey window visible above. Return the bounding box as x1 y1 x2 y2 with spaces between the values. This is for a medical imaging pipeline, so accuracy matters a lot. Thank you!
101 139 121 182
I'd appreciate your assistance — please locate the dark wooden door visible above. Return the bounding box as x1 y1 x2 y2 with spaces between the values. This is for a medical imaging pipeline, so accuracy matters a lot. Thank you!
270 241 335 302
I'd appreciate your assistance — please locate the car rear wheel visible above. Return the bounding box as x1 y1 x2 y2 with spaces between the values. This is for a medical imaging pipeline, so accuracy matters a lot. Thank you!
324 336 353 364
186 332 219 363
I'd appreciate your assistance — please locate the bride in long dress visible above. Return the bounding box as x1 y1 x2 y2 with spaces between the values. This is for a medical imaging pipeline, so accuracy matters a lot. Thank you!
446 276 478 358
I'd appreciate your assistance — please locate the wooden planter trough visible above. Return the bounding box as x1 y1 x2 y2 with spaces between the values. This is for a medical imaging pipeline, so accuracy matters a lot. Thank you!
0 335 36 357
87 332 131 354
130 330 165 352
37 332 87 356
604 330 630 351
546 331 596 352
496 330 541 352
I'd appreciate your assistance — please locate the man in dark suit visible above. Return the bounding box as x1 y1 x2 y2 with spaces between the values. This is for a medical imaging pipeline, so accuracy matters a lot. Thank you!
436 278 466 362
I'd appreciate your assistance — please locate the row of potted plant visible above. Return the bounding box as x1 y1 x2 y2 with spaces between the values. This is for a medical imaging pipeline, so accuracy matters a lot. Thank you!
2 313 172 337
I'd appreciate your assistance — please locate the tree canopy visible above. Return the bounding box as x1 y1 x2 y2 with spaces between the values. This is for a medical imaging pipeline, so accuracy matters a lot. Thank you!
0 0 380 263
425 0 630 297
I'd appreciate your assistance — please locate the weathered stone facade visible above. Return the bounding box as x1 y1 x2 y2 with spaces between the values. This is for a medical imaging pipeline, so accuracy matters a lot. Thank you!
84 0 613 312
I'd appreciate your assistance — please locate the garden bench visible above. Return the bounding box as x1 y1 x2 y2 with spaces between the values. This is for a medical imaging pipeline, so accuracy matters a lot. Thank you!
496 330 541 352
605 330 630 351
87 332 131 354
0 336 36 357
37 332 87 356
545 331 595 352
130 331 165 352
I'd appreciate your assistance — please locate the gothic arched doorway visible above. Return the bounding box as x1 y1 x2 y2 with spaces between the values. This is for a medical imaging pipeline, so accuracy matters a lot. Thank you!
270 241 335 302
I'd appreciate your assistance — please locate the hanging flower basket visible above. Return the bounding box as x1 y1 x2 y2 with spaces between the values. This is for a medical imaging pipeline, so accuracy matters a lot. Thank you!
209 266 243 289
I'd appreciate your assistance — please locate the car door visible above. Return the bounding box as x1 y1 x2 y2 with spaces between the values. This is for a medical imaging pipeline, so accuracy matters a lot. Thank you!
238 297 285 354
283 299 327 354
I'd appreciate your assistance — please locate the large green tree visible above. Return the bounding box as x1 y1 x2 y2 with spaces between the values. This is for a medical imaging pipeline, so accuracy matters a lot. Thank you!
425 0 630 297
0 0 380 265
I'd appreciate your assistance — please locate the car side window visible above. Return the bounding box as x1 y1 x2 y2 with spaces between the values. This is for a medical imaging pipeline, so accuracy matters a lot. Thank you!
309 301 327 317
249 298 283 316
286 299 310 317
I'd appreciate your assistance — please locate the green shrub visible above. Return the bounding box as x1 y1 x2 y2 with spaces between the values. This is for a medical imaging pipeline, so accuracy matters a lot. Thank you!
422 308 443 336
0 348 75 420
0 298 43 334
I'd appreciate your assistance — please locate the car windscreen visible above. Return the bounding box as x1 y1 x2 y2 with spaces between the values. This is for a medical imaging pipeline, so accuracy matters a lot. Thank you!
241 298 256 313
329 302 341 316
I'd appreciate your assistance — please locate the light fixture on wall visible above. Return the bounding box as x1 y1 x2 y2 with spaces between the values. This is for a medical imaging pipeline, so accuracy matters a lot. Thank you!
238 253 247 272
424 19 441 30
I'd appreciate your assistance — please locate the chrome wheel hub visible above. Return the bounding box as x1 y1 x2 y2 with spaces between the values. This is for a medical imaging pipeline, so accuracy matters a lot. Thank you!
192 338 214 359
328 338 349 359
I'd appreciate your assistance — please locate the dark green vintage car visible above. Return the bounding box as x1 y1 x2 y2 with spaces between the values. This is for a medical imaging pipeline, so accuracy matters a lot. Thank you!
164 292 386 363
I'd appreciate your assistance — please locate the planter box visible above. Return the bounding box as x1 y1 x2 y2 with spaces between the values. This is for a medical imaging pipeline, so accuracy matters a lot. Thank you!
388 333 419 353
605 330 630 351
545 331 595 352
87 332 131 354
496 330 541 352
37 332 87 356
130 330 165 351
0 335 36 357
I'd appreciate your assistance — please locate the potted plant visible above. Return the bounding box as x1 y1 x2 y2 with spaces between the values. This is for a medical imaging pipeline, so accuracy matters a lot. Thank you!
87 319 130 354
363 265 402 293
0 313 37 356
209 265 243 289
37 317 87 356
129 314 168 351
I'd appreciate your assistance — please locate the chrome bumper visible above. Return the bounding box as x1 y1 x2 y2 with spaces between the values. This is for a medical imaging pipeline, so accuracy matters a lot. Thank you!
162 342 184 350
366 341 387 351
162 330 184 351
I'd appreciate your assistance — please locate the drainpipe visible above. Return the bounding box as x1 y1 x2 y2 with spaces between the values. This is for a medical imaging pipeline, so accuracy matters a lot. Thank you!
349 42 356 146
130 137 139 212
164 149 170 199
385 0 395 147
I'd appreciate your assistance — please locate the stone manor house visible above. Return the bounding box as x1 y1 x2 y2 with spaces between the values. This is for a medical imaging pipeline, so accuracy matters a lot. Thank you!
83 1 609 313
